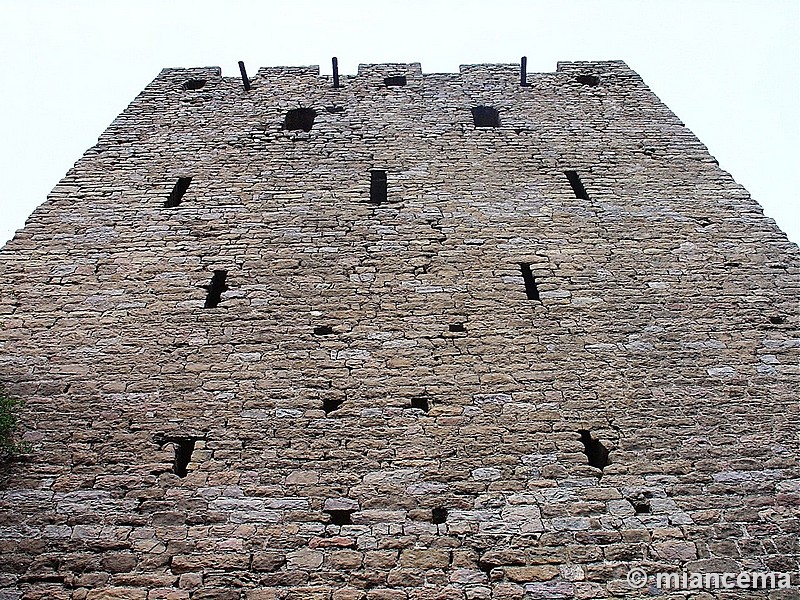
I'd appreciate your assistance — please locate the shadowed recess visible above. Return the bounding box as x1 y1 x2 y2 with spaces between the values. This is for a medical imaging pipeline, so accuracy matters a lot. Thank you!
472 106 499 127
519 263 540 301
384 75 407 87
564 170 590 200
165 177 192 208
182 79 206 91
284 108 317 132
369 170 387 205
578 430 610 473
204 270 228 308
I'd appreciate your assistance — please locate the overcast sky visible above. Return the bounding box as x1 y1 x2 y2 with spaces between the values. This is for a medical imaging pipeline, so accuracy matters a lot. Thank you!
0 0 797 244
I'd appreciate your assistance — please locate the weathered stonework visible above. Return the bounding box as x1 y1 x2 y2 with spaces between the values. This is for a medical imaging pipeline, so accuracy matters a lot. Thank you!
0 60 797 599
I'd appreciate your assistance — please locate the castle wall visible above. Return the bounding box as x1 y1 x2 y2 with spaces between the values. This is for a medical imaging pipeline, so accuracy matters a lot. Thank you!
0 60 797 599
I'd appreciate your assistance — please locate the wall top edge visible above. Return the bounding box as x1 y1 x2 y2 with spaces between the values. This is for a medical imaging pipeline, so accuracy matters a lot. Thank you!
157 60 633 80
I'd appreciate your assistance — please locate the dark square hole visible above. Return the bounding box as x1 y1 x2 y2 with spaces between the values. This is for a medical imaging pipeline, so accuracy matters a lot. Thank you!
448 323 465 333
384 76 407 87
472 106 500 127
769 316 784 325
576 74 600 87
314 325 334 336
410 397 430 413
323 398 344 415
431 507 448 524
325 509 354 525
284 108 317 132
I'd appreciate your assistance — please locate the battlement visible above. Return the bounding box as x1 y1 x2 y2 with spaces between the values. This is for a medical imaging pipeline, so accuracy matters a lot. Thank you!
153 59 638 89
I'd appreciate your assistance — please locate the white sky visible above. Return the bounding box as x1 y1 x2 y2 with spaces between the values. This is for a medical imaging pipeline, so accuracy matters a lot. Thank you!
0 0 797 244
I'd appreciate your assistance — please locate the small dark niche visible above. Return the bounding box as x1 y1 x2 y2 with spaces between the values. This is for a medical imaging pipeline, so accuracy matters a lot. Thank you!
323 398 344 415
576 74 600 87
165 177 192 208
448 323 466 333
431 507 448 524
182 79 206 91
325 106 344 113
384 75 407 87
519 263 540 301
578 430 610 473
155 435 197 478
564 170 590 200
471 106 500 128
284 108 317 132
630 499 651 514
410 396 430 413
325 509 354 525
204 270 228 309
314 325 334 336
369 170 388 205
768 316 784 325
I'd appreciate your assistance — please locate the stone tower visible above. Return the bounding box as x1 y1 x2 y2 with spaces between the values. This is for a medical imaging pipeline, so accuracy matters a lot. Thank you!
0 60 797 599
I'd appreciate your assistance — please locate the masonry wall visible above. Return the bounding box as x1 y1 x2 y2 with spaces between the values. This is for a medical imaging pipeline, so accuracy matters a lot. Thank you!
0 60 797 600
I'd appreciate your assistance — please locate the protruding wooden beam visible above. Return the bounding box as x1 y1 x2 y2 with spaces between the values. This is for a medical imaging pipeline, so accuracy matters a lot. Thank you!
520 56 528 87
238 61 251 91
332 56 340 88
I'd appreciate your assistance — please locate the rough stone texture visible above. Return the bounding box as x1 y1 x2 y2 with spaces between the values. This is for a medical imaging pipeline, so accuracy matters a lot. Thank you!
0 60 798 599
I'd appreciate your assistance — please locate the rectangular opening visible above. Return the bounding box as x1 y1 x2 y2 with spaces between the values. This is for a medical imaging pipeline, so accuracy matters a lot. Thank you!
165 177 192 208
323 398 344 415
384 75 407 87
519 263 540 301
410 397 430 413
204 270 228 308
472 106 500 128
369 170 387 205
564 171 589 200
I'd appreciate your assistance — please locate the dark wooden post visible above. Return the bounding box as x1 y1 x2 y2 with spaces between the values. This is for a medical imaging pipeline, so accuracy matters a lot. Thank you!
238 61 251 91
332 57 340 88
520 56 528 87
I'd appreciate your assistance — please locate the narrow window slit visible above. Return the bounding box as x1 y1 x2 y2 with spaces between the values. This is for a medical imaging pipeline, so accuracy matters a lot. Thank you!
577 74 600 87
284 108 317 132
472 106 500 128
519 263 540 301
204 270 228 308
325 509 354 525
768 316 784 325
314 325 334 336
369 170 387 205
431 507 448 524
449 323 465 333
323 398 344 415
156 435 197 478
564 171 589 200
410 397 430 413
165 177 192 208
182 79 206 91
384 76 406 87
578 430 610 474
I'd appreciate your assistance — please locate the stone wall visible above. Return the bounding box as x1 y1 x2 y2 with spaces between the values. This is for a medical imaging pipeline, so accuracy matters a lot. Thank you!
0 60 797 599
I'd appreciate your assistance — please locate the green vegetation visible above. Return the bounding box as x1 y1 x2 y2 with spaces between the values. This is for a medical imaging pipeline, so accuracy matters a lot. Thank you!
0 387 27 461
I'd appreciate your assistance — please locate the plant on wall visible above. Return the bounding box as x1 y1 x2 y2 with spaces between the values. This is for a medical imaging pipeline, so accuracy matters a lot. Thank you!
0 386 27 462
